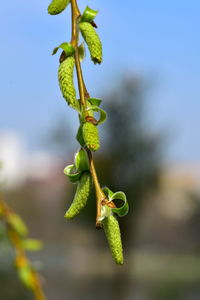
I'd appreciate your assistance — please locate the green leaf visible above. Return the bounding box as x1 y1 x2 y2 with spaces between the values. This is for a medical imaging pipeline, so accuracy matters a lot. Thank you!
103 188 129 217
64 164 82 183
7 213 28 237
103 187 114 199
75 149 89 172
76 125 85 146
18 265 34 289
111 192 129 217
78 42 86 62
86 105 107 125
22 239 43 252
52 42 75 57
81 6 98 23
87 98 102 107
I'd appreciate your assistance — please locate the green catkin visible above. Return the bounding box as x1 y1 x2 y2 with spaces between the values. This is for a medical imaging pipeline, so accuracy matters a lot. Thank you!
65 172 91 219
82 122 100 151
79 22 102 64
102 215 123 265
48 0 69 15
58 56 79 110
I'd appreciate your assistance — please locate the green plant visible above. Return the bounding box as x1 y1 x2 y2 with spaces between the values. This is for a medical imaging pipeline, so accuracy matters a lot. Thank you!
0 197 46 300
48 0 129 264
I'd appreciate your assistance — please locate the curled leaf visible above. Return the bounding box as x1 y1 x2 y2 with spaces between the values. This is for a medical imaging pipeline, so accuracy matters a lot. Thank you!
103 187 129 217
52 42 75 57
64 164 82 183
81 6 98 23
86 105 107 125
75 149 90 172
87 98 102 107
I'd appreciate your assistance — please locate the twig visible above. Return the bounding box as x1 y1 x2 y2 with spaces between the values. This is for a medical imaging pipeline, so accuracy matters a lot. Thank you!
70 0 106 227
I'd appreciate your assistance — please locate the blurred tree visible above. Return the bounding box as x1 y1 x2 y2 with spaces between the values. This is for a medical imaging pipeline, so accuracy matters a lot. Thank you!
188 192 200 252
94 75 163 300
43 115 76 159
99 75 162 225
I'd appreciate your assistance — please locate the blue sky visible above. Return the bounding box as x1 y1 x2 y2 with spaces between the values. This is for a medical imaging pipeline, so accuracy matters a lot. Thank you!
0 0 199 162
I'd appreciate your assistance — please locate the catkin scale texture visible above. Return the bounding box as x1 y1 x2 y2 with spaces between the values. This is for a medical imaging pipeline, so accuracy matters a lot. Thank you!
48 0 69 15
102 215 123 265
58 56 78 109
79 22 102 64
82 122 100 151
65 172 91 219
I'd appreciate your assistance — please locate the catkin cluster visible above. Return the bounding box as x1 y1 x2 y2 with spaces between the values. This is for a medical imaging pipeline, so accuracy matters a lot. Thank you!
48 0 128 265
79 22 102 64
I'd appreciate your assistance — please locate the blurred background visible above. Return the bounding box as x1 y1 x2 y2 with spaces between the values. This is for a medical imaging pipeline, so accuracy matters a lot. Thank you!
0 0 200 299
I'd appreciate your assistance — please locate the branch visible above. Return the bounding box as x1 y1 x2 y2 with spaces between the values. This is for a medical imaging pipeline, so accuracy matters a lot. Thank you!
70 0 106 227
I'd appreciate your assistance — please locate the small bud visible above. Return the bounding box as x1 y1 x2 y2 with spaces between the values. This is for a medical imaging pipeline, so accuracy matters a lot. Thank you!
102 215 123 265
79 22 102 64
82 122 100 151
65 172 92 219
48 0 70 15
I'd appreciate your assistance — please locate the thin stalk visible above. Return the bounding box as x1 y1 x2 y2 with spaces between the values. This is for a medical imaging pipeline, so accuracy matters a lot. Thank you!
87 150 106 228
70 0 86 108
70 0 106 227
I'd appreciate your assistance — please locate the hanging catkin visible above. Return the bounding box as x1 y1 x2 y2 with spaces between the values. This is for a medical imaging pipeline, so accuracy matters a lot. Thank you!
102 215 123 265
65 172 91 219
79 22 102 64
82 122 100 151
48 0 70 15
58 56 79 110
